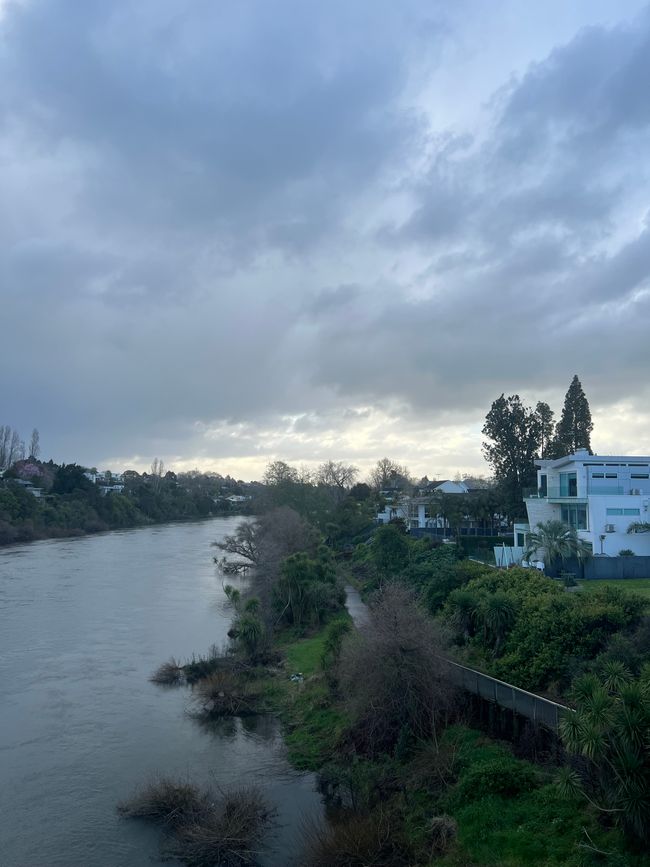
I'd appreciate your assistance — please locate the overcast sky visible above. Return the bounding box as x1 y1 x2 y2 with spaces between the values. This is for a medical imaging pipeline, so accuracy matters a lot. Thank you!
2 1 650 480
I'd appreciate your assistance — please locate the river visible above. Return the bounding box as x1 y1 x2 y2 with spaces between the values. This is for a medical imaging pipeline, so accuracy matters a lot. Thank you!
0 518 324 867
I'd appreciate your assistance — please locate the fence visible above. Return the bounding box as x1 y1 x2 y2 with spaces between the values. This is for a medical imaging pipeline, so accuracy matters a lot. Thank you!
561 555 650 580
441 659 571 731
409 527 511 540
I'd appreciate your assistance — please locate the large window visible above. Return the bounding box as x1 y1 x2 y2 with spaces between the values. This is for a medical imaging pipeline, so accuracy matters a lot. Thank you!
561 504 588 529
560 472 577 497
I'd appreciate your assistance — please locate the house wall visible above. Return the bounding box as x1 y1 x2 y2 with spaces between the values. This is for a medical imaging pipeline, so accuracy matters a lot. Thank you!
586 494 650 556
524 497 558 527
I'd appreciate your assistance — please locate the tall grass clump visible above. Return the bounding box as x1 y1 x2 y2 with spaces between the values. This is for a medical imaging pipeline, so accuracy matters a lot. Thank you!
118 778 274 866
150 657 183 685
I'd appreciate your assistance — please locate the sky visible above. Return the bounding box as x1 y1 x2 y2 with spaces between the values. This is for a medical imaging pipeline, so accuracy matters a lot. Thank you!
1 0 650 481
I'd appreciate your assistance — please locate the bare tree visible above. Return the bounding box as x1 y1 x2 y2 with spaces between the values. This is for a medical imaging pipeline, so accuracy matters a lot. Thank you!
368 457 412 492
316 460 359 493
150 457 165 491
0 427 23 470
29 428 40 460
339 584 456 754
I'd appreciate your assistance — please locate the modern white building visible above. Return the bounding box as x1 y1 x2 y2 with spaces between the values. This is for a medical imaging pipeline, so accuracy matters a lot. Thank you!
376 480 471 530
519 449 650 557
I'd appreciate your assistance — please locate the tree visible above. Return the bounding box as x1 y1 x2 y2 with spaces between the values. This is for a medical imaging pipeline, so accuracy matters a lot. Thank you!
263 460 299 486
523 520 591 575
0 426 22 470
558 667 650 845
534 402 555 459
338 584 456 754
316 460 358 494
28 428 40 460
550 375 593 457
368 458 412 492
482 394 541 519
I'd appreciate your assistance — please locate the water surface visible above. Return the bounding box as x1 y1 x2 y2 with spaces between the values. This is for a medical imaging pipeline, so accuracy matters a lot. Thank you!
0 519 323 867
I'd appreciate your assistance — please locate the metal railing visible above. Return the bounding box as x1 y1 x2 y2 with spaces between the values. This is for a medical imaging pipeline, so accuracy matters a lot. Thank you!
441 659 571 731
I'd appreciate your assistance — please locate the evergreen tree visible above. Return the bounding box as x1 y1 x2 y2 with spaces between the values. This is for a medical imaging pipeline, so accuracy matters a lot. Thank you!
534 401 555 459
550 375 593 456
482 394 541 519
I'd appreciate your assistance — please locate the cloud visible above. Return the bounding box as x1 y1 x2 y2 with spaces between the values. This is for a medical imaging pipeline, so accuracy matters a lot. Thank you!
0 1 649 478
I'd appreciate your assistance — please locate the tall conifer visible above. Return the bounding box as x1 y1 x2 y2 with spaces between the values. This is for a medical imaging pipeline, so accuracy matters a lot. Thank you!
551 375 593 455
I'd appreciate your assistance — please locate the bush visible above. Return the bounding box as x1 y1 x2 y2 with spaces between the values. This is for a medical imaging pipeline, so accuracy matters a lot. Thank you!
150 657 183 685
619 548 635 557
117 778 205 829
192 671 259 716
119 780 274 867
452 756 539 804
300 810 408 867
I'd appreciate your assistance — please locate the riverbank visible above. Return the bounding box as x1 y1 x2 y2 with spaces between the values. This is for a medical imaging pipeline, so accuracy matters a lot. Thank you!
239 591 646 866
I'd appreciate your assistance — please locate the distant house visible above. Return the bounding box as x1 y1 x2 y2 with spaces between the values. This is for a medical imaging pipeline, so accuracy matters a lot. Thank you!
13 479 43 498
377 479 470 530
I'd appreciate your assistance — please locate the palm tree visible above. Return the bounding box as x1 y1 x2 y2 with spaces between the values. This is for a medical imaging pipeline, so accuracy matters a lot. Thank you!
446 589 480 643
481 592 517 656
627 521 650 534
523 519 591 575
558 668 650 845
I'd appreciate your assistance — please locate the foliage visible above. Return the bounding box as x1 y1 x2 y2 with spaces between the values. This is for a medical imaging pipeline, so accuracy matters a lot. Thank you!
441 568 648 692
559 667 650 845
274 546 344 629
549 374 593 457
338 584 456 754
523 519 592 573
482 393 541 519
118 780 274 867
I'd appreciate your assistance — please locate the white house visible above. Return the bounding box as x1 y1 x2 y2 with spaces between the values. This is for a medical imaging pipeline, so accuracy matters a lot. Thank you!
376 479 470 529
519 449 650 557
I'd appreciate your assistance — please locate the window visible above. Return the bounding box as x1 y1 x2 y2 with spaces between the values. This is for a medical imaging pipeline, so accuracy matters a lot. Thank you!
560 472 577 497
606 508 624 516
561 504 587 529
605 473 618 479
631 474 649 479
539 474 547 496
624 508 640 516
591 472 604 479
516 532 526 547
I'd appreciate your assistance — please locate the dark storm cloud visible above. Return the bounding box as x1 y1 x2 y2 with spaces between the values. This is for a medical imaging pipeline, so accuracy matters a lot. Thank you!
1 1 649 472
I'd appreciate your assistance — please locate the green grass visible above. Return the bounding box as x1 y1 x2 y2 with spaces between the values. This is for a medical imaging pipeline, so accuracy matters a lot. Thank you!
578 577 650 599
437 727 640 867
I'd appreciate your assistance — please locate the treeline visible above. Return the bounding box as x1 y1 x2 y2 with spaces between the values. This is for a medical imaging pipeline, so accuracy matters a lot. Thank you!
0 461 250 545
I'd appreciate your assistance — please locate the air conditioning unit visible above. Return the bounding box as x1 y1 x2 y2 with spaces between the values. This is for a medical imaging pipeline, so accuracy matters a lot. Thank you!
605 524 615 533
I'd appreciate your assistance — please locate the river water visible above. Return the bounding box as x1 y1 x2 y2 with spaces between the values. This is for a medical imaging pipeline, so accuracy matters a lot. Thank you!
0 519 324 867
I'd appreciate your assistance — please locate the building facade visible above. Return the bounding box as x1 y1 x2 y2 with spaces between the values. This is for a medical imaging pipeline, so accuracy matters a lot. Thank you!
519 449 650 557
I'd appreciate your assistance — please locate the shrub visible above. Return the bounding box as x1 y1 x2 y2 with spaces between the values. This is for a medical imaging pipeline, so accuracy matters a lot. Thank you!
119 780 274 867
117 778 205 828
452 756 539 804
300 810 408 867
619 548 635 557
150 657 183 685
428 815 458 855
192 670 259 716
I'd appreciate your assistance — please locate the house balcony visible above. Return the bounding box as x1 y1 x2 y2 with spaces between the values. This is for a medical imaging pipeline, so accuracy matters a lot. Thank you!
522 486 587 502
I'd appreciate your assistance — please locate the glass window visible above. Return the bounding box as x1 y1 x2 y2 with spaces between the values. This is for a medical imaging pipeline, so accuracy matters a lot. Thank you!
623 508 640 516
516 532 525 546
606 508 624 516
562 505 588 529
539 474 547 496
591 472 604 479
631 474 649 479
605 473 617 479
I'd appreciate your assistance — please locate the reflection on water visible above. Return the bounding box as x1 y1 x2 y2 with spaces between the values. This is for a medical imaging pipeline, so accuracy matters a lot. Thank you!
0 519 323 867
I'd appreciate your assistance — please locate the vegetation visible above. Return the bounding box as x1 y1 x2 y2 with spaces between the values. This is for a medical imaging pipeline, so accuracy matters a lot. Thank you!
118 779 274 866
523 519 592 574
559 666 650 845
0 458 250 545
579 578 650 601
550 374 593 457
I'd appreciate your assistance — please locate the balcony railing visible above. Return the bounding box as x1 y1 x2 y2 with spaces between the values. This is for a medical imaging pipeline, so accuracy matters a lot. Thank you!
524 484 650 499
